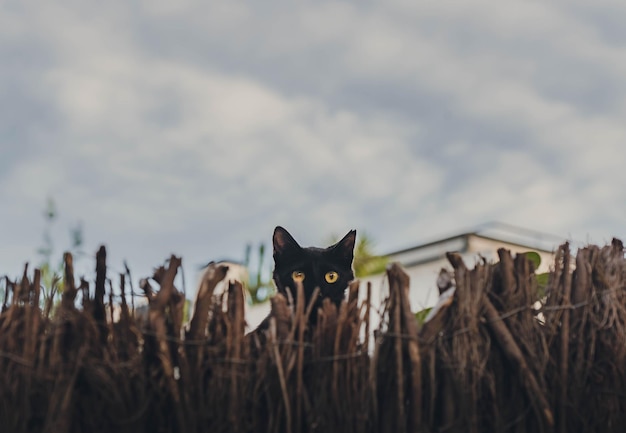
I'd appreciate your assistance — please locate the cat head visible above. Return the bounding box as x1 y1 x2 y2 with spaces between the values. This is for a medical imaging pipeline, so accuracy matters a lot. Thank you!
272 226 356 317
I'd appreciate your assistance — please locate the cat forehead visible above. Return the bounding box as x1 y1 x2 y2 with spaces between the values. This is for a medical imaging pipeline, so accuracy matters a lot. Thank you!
280 247 334 263
278 252 351 275
304 246 328 254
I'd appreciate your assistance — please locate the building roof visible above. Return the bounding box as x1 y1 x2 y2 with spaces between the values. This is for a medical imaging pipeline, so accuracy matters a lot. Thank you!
386 222 565 268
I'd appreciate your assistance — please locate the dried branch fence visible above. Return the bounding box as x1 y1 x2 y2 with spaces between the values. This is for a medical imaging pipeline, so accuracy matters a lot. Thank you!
1 240 626 432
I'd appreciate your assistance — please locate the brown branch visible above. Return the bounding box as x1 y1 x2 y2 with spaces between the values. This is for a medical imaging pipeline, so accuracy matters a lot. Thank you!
61 252 77 310
558 244 572 433
228 280 245 433
187 262 228 341
94 245 107 344
387 263 407 433
484 297 554 428
401 278 421 432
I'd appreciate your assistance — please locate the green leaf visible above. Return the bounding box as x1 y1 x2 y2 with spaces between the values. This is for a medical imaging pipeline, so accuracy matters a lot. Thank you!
415 307 433 325
523 251 542 269
535 272 549 287
533 272 549 298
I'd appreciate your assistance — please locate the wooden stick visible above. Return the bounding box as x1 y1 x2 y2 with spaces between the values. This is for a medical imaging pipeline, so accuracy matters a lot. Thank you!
270 317 292 433
497 248 516 298
147 255 185 430
398 268 421 432
295 281 305 433
228 281 245 433
558 244 572 433
388 264 406 433
187 262 228 341
61 252 77 310
94 246 107 344
483 297 554 428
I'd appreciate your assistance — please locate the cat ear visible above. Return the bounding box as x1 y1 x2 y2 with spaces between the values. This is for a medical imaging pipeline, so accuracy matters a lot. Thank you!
331 229 356 264
273 226 302 257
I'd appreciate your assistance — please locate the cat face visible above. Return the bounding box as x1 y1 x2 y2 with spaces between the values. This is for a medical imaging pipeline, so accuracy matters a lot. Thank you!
272 226 356 315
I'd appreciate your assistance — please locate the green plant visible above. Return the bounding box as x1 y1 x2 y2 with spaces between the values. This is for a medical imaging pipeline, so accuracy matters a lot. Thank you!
415 307 433 325
329 231 388 278
244 243 274 304
36 197 84 304
521 251 549 297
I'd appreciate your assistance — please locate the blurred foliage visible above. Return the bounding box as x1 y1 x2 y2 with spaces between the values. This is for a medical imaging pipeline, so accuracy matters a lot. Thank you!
523 251 542 269
329 231 388 278
183 298 192 323
522 251 549 297
244 243 274 305
352 232 389 278
415 307 433 325
37 197 85 305
536 272 549 297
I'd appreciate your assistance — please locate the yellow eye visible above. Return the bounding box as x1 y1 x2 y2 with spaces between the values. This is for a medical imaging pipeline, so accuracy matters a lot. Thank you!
325 271 339 283
292 271 305 282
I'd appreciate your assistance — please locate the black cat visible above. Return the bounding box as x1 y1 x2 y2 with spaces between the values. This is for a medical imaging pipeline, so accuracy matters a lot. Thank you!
272 226 356 316
252 226 356 332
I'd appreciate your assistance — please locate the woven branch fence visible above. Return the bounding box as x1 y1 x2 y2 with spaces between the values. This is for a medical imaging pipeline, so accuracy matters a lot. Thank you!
1 240 625 433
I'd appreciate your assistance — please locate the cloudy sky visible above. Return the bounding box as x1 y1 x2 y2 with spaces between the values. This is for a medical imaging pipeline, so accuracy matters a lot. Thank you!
2 1 626 287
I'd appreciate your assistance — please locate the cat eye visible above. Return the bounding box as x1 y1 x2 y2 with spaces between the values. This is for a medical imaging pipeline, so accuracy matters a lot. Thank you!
292 271 305 282
325 271 339 283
